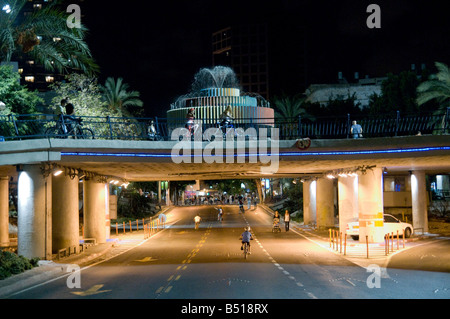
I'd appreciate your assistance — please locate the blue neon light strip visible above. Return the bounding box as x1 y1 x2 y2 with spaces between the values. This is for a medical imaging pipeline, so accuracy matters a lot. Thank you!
61 146 450 158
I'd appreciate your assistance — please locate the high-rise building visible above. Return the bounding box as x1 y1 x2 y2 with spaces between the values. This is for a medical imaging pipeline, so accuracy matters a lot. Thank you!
212 24 270 100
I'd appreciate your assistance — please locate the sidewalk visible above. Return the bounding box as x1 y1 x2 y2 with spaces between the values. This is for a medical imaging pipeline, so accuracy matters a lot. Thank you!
0 229 150 299
0 206 177 298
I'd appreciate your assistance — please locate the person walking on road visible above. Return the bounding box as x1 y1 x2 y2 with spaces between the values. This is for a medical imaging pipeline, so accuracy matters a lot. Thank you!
194 214 202 229
284 210 290 231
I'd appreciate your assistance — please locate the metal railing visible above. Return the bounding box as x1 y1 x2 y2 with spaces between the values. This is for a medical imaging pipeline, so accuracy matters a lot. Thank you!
0 108 448 141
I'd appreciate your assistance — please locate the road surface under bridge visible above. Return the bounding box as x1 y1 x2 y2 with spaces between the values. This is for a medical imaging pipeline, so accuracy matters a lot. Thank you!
5 205 450 300
0 134 449 259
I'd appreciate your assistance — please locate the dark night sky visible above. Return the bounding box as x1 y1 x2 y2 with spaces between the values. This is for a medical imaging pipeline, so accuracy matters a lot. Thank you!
81 0 450 117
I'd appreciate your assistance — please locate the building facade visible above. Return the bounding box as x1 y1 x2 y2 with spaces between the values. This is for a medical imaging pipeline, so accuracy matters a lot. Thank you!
212 24 270 100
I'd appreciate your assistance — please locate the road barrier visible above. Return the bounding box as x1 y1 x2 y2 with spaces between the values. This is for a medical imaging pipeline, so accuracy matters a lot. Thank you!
113 216 167 239
329 228 409 259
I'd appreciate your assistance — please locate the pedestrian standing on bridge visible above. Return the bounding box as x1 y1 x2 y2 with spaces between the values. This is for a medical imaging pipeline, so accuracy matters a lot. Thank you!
350 120 363 139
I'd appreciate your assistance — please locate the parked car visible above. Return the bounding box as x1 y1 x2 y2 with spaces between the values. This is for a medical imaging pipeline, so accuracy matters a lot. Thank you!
346 214 413 240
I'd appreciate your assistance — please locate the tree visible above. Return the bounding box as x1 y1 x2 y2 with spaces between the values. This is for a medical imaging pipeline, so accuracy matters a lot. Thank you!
324 93 363 117
206 179 256 195
272 94 312 120
0 0 98 75
417 62 450 133
50 74 147 138
367 70 423 116
49 73 110 117
102 77 144 117
0 64 42 115
417 62 450 111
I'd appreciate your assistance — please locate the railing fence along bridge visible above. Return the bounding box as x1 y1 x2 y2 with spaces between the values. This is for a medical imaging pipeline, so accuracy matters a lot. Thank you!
0 108 448 141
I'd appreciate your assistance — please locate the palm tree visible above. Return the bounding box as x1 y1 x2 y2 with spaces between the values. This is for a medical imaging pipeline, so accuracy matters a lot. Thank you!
417 62 450 110
272 94 314 138
417 62 450 133
102 77 144 117
272 94 312 121
0 0 98 75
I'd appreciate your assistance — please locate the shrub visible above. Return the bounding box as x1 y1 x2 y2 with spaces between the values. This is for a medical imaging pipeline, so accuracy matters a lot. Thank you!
0 250 38 280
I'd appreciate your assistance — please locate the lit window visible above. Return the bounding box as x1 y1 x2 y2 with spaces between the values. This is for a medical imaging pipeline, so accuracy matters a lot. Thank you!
45 76 54 83
25 76 35 83
26 60 34 65
2 4 11 13
18 68 23 74
33 4 42 9
53 37 61 42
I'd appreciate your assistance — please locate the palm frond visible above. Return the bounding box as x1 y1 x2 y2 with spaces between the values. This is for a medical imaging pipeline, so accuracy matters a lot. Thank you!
103 77 144 116
416 62 450 110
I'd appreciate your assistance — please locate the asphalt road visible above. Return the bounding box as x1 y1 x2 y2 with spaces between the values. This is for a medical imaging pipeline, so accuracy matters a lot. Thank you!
7 205 450 300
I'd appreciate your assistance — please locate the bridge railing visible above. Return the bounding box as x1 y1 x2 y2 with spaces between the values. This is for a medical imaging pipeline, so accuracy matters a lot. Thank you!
0 108 448 141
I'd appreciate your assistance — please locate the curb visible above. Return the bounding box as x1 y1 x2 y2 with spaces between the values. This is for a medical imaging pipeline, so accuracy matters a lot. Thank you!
0 242 115 298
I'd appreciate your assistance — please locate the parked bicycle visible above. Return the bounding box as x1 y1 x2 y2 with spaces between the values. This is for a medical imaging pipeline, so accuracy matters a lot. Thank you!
45 116 94 139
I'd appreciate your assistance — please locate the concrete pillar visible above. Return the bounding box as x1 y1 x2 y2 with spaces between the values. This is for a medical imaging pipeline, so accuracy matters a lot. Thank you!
358 167 384 243
303 180 316 226
109 194 117 220
17 165 52 259
83 179 107 244
52 172 79 253
411 170 428 233
158 181 162 204
0 177 9 247
255 179 263 204
316 178 335 229
166 184 170 206
338 175 359 233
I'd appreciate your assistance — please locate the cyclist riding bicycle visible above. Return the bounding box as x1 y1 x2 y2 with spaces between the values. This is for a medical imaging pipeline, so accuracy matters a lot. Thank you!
239 199 244 213
219 105 234 130
185 108 195 131
240 226 252 254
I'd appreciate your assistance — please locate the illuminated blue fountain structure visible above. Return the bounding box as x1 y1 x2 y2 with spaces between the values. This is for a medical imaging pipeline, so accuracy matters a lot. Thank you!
167 66 274 129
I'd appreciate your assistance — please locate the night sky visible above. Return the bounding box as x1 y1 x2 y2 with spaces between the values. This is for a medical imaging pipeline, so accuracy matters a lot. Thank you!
81 0 450 117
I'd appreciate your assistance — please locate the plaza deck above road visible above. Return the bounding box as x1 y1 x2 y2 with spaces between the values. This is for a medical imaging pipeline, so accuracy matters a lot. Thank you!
0 134 449 181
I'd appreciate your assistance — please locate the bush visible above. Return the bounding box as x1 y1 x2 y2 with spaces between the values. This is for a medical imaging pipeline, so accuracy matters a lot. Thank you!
0 250 38 280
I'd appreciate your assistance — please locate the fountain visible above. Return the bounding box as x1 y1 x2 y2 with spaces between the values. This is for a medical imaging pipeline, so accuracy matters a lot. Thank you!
167 66 273 127
190 66 240 93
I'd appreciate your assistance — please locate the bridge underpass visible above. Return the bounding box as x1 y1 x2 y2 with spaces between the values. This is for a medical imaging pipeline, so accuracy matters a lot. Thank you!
0 135 449 259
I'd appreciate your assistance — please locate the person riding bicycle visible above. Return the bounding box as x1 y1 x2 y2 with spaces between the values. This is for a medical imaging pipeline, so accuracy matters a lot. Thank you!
185 108 195 132
240 226 252 253
219 105 234 131
239 199 244 213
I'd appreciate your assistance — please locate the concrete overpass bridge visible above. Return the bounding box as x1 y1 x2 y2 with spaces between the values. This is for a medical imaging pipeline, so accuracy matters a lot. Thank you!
0 133 449 260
